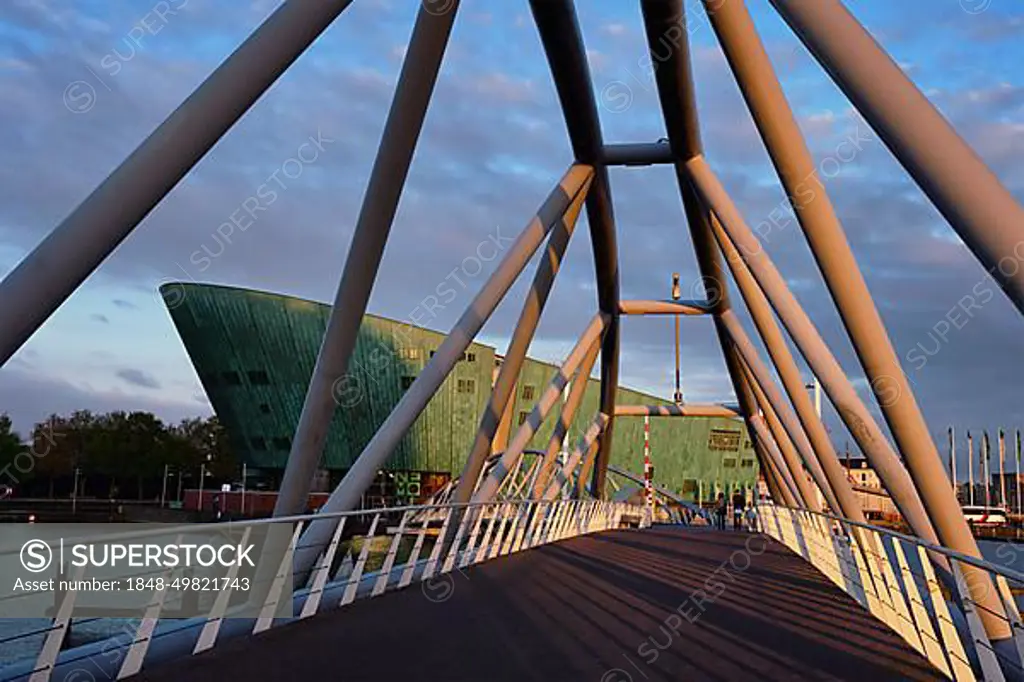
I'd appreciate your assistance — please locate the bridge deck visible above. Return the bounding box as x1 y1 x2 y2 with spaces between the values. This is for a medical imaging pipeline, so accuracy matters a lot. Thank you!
137 527 945 681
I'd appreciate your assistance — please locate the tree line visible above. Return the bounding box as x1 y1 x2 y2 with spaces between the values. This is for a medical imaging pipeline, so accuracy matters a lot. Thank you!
0 410 238 499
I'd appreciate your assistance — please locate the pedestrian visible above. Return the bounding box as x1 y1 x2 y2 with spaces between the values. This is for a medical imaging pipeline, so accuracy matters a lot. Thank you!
744 504 758 532
715 492 727 530
732 491 745 530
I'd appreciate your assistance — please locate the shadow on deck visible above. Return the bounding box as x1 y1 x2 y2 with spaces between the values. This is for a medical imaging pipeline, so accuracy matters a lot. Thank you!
135 526 945 681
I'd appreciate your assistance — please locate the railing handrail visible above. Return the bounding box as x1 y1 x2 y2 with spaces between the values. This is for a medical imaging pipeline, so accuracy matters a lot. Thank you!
0 498 582 558
762 502 1024 585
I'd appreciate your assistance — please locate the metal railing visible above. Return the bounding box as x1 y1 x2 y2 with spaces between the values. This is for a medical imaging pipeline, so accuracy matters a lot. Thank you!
758 503 1024 682
0 498 646 682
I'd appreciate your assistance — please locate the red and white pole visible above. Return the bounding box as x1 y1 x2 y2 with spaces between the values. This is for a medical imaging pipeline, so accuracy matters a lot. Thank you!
643 415 653 517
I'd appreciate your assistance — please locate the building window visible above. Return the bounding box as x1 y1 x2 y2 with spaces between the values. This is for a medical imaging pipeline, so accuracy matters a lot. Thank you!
467 352 476 363
401 376 416 390
247 370 270 385
708 429 741 452
456 379 476 394
522 385 536 401
259 403 271 414
429 350 436 358
740 458 755 468
222 371 242 386
250 437 267 451
723 458 737 468
273 437 291 450
743 441 751 450
518 411 530 426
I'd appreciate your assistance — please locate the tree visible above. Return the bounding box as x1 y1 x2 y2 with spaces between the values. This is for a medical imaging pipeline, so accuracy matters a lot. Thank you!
173 416 237 479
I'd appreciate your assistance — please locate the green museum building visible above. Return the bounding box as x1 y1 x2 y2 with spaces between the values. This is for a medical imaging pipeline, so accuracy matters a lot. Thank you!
161 282 757 504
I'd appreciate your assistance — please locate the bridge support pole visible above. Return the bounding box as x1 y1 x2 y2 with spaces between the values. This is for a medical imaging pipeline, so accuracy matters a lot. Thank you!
768 0 1024 315
637 0 766 496
575 440 600 499
712 214 867 525
531 0 620 499
289 165 594 578
274 2 459 518
532 341 601 498
749 416 801 509
0 0 354 367
734 352 821 511
451 176 591 507
473 316 608 503
697 0 1016 648
723 314 837 513
544 413 610 501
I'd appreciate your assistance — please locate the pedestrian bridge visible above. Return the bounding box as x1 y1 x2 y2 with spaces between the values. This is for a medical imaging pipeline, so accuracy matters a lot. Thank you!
3 0 1024 679
130 524 948 682
3 499 1023 682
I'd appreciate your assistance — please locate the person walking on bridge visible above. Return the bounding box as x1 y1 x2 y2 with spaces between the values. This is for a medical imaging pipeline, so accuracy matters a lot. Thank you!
714 492 727 530
731 491 744 530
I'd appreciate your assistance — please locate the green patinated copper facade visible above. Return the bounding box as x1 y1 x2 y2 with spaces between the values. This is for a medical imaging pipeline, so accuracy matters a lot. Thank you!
160 282 757 499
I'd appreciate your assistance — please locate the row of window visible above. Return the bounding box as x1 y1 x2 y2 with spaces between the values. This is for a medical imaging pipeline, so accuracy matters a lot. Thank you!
250 436 292 451
723 458 757 468
205 348 484 391
427 350 478 363
208 370 270 387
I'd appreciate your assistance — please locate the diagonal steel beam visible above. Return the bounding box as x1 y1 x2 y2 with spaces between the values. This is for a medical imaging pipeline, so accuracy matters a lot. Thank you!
531 0 621 498
769 0 1024 315
688 156 938 536
696 1 1014 645
451 173 592 507
275 3 459 517
474 313 609 503
750 415 802 508
532 340 601 498
544 413 610 501
733 346 820 511
0 0 355 367
289 164 594 577
722 312 833 513
711 212 866 524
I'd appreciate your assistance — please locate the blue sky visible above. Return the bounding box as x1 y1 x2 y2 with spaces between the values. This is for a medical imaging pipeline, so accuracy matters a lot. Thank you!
0 0 1022 471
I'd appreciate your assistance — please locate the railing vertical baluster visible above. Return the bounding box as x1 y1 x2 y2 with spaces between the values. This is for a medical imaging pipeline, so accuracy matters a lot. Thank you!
520 502 545 550
254 522 303 634
460 506 488 568
474 504 501 564
889 536 948 675
193 527 253 654
341 513 382 606
917 545 976 681
30 562 85 682
118 534 184 678
301 517 348 617
441 507 473 573
950 561 1006 681
499 504 525 556
373 511 411 597
488 503 513 560
399 514 432 588
423 508 456 579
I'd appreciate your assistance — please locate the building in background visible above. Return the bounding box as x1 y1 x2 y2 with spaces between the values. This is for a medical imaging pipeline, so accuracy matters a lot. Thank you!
161 282 758 507
841 457 899 521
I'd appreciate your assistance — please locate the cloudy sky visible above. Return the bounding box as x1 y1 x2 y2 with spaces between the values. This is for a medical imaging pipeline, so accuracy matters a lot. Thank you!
0 0 1022 472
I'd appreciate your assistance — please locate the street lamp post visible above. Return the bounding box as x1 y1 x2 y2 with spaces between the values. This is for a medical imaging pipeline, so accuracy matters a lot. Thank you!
160 464 169 508
672 272 683 405
71 467 80 515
